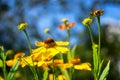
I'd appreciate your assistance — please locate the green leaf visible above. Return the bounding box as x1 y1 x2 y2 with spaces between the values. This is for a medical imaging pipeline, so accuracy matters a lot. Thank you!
43 69 48 80
99 60 110 80
97 59 104 77
71 45 77 58
0 59 3 68
7 59 20 80
92 43 99 73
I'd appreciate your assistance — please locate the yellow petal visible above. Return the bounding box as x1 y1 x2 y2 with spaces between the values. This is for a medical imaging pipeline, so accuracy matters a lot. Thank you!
14 52 25 59
35 41 44 46
56 42 69 46
6 59 17 67
55 46 69 53
32 47 46 54
74 62 91 71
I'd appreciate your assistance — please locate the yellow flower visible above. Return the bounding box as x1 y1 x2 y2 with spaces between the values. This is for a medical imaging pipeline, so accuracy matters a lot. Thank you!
32 38 69 61
6 52 25 67
90 10 104 17
17 23 28 30
82 17 92 26
74 62 91 71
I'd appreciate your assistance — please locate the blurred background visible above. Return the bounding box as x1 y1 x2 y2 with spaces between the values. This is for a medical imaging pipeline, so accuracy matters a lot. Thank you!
0 0 120 80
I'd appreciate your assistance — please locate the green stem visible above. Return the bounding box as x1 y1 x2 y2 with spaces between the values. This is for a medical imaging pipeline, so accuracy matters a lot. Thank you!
52 59 55 80
3 56 7 80
88 25 94 44
23 29 32 55
67 29 70 42
97 16 101 59
0 46 7 80
96 16 102 79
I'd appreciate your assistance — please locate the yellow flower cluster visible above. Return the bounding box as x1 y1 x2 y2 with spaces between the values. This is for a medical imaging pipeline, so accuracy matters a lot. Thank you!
6 38 91 71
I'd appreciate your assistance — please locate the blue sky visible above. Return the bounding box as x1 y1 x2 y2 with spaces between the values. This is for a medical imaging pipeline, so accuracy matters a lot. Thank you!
2 0 120 46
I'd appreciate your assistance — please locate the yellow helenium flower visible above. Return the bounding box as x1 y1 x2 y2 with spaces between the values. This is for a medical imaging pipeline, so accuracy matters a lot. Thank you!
32 38 69 61
82 17 92 26
18 23 28 30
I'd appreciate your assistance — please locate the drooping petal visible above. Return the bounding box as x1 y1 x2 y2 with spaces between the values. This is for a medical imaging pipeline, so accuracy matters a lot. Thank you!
6 59 17 67
14 52 25 59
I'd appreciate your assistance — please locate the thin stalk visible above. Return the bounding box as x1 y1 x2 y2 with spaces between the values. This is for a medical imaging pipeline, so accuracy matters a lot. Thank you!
67 29 70 42
0 46 7 80
97 16 101 59
87 25 94 44
23 29 32 55
52 59 55 80
97 16 101 79
3 56 7 80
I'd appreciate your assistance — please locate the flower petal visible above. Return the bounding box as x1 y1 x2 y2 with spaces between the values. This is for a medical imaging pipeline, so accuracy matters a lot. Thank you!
35 41 44 46
74 62 91 71
55 46 69 53
56 42 69 46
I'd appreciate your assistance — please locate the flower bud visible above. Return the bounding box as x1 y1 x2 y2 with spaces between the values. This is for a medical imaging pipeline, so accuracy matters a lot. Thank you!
82 17 92 26
18 23 28 30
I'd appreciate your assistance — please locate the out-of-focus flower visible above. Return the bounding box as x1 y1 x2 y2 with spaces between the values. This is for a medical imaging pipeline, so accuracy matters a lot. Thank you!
70 58 80 65
17 23 28 30
59 18 75 30
54 59 63 66
44 28 50 34
0 76 4 80
32 38 69 61
59 63 73 70
6 52 25 67
90 10 104 17
56 58 91 71
82 17 92 26
49 74 67 80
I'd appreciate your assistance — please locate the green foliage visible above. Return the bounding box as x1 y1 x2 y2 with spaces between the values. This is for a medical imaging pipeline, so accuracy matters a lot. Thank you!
99 60 110 80
43 69 49 80
7 59 20 80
